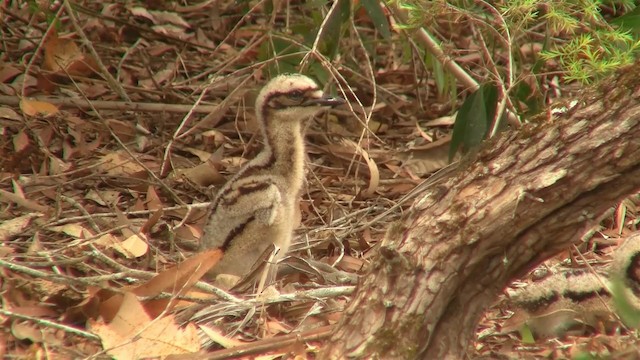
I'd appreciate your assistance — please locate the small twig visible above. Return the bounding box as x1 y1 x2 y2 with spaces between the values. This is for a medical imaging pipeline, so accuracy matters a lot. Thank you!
388 4 478 92
46 202 210 227
0 188 50 213
21 6 63 98
0 95 223 114
59 195 102 233
388 3 521 128
253 285 354 305
0 257 240 303
166 325 334 360
0 308 101 342
63 0 130 101
159 74 254 177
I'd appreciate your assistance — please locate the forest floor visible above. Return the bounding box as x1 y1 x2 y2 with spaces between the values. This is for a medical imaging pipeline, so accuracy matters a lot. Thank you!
1 1 639 359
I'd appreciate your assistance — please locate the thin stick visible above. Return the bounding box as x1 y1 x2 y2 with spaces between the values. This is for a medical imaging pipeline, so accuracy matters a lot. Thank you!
63 0 130 101
0 308 101 342
166 325 334 360
0 95 223 114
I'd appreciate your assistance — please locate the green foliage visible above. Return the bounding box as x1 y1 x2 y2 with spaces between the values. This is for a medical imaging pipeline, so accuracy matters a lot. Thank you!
612 6 640 34
400 0 640 85
27 0 59 27
362 0 392 39
424 50 458 101
450 83 500 160
611 277 640 328
257 0 393 82
518 323 535 344
396 0 640 156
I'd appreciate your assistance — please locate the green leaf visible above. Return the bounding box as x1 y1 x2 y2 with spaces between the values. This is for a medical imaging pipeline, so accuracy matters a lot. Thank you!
449 83 498 161
611 7 640 34
611 276 640 328
519 324 535 344
258 38 302 75
316 0 350 58
360 0 392 40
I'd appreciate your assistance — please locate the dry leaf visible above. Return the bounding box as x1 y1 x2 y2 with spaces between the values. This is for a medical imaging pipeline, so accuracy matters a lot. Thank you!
141 208 163 234
112 234 148 258
43 33 98 77
0 106 22 121
0 64 22 83
0 214 40 242
88 292 200 359
49 224 92 238
174 161 225 187
398 136 452 177
97 151 146 178
43 35 82 72
95 233 119 247
11 322 61 344
84 189 120 206
131 249 222 298
340 139 380 198
199 324 246 348
146 186 163 211
19 99 59 117
129 7 155 22
105 119 137 142
149 10 191 28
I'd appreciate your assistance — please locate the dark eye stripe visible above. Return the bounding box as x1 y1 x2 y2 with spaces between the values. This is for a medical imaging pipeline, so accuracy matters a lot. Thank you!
267 95 291 110
264 88 317 109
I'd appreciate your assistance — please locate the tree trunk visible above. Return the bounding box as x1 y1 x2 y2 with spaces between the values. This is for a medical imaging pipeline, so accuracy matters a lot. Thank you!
320 67 640 359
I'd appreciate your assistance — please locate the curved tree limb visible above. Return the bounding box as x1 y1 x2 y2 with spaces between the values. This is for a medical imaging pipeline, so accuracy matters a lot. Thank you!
320 66 640 359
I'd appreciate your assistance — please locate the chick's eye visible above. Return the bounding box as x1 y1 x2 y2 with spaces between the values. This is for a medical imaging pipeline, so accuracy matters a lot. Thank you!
289 91 304 101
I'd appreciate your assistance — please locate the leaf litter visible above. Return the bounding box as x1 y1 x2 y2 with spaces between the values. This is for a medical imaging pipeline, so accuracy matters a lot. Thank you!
0 1 638 359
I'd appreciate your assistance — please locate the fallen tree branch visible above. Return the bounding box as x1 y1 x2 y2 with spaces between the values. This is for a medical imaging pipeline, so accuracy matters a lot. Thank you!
320 64 640 358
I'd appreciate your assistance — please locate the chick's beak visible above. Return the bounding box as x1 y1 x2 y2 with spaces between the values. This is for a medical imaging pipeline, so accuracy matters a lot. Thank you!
306 94 346 107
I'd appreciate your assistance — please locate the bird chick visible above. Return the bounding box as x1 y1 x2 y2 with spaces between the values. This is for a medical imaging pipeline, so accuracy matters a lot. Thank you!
201 73 344 287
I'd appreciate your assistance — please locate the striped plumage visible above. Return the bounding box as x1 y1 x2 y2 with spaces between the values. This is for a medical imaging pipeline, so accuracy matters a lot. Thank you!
201 74 344 285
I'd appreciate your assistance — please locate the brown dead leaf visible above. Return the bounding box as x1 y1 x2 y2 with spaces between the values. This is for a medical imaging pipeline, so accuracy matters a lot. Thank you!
397 135 452 177
152 24 192 41
44 34 81 72
49 223 93 239
131 249 222 298
141 208 163 234
139 68 176 89
0 214 40 242
149 10 191 28
199 324 246 348
95 233 119 247
97 293 125 324
84 189 120 206
340 139 380 198
97 151 146 178
19 99 59 117
174 160 225 187
147 44 175 56
0 64 22 83
43 33 98 77
424 114 456 127
10 305 58 318
173 223 202 242
0 106 22 121
105 119 137 142
88 292 200 359
112 234 148 258
146 186 163 211
11 322 61 345
88 249 220 318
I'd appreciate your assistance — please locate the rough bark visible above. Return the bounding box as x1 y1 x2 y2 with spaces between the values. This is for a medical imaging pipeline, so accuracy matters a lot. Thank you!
320 66 640 359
